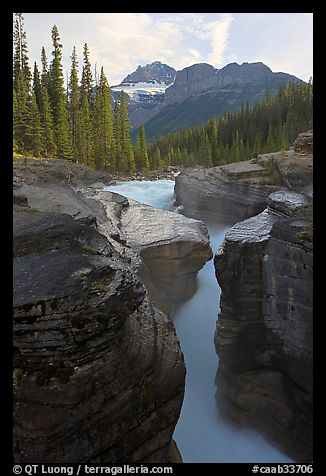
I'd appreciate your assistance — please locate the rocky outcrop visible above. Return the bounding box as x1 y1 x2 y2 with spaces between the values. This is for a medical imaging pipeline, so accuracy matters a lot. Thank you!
13 205 185 463
293 131 313 154
174 132 313 225
14 181 212 316
13 157 113 188
214 190 313 461
164 63 218 103
84 190 213 315
174 162 279 225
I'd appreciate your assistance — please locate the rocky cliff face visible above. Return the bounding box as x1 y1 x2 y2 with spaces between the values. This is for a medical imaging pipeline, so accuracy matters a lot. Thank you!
140 62 301 139
13 202 185 463
13 157 214 463
82 190 213 315
174 161 279 225
214 190 313 461
164 63 218 103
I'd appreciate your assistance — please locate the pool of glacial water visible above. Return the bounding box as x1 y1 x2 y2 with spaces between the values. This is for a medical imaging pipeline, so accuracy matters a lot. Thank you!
103 180 293 463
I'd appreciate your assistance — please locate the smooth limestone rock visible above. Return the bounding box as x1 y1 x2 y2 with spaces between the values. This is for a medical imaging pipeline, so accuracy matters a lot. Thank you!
174 163 278 225
214 190 313 461
85 190 213 315
13 208 185 463
14 182 212 315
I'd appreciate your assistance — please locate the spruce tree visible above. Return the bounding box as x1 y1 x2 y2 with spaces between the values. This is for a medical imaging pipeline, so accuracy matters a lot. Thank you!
41 47 50 92
114 91 135 173
93 67 114 171
32 62 42 109
68 47 80 161
13 13 31 91
78 44 95 166
24 91 44 156
39 84 57 157
13 89 18 153
208 118 219 166
14 70 30 153
135 125 149 172
81 44 94 105
13 12 32 155
48 25 72 159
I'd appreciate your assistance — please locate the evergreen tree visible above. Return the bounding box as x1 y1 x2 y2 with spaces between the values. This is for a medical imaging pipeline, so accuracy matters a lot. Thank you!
24 91 43 156
78 93 94 166
41 47 50 91
13 13 31 90
13 89 18 153
135 125 149 172
76 43 95 166
150 147 162 170
68 47 80 161
199 134 212 166
32 62 42 109
39 84 57 157
81 44 94 105
266 125 275 152
93 67 114 170
114 91 135 173
13 12 32 154
48 25 72 159
208 118 219 166
14 70 30 153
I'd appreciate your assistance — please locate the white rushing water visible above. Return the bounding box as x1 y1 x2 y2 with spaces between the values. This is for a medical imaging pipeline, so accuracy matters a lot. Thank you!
103 180 293 463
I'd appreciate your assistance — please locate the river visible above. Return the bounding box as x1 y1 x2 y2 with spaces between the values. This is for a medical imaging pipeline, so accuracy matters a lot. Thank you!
103 179 293 463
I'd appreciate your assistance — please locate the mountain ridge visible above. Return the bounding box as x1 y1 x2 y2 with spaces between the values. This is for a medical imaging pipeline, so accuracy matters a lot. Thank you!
110 60 302 139
129 61 302 140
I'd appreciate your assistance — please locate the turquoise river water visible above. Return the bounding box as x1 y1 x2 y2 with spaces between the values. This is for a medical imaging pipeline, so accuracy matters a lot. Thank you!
103 180 293 463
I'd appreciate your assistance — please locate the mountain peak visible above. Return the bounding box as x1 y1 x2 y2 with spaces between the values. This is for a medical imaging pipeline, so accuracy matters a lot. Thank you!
122 61 177 85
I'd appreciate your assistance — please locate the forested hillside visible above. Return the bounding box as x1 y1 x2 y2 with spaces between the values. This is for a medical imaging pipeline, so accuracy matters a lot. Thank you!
13 13 312 174
148 80 313 168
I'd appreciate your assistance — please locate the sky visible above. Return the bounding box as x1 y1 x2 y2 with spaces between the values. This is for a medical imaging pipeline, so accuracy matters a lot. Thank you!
20 13 313 86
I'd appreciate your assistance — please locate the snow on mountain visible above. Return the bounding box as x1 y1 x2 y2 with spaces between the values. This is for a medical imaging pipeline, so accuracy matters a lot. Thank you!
111 81 172 102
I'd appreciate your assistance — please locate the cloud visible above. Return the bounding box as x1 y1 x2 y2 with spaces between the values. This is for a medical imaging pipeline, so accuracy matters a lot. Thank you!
23 13 312 84
247 13 313 81
24 13 237 84
89 13 182 83
207 14 234 66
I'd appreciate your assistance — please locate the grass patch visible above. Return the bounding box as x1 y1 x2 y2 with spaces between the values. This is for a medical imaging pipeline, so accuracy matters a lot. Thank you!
262 158 284 186
81 243 100 255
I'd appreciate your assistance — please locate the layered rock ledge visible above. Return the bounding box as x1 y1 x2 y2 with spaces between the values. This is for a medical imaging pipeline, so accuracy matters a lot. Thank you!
174 162 279 224
13 206 185 463
214 190 313 461
82 190 213 315
174 135 313 224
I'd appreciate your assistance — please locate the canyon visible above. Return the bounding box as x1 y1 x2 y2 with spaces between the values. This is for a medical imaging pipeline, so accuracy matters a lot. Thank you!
174 131 313 461
13 131 313 463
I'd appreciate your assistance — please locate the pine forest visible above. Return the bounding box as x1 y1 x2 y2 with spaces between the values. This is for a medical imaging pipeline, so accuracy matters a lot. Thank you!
13 13 313 174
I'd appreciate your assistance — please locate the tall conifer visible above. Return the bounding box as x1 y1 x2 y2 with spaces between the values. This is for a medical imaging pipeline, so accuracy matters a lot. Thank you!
93 67 114 170
48 25 72 159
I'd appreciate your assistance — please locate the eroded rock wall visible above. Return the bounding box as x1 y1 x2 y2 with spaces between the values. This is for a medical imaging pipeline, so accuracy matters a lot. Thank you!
13 207 185 463
174 164 278 224
214 191 313 461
